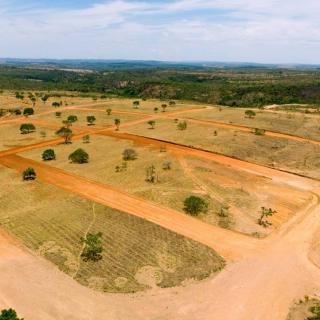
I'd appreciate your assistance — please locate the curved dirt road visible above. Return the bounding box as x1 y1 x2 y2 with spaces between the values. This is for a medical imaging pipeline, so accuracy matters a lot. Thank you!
0 154 258 260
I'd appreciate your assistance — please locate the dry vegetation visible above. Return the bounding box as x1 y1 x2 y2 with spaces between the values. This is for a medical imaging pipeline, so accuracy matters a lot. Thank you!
0 166 224 293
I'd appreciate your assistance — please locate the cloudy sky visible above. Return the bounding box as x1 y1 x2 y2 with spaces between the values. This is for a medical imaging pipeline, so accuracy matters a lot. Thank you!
0 0 319 63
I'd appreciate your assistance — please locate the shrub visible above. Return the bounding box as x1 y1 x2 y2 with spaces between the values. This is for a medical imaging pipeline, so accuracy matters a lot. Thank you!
148 120 156 129
20 123 36 134
80 232 103 262
67 115 78 123
56 126 73 144
169 101 176 107
183 196 208 216
55 112 62 118
23 108 34 116
162 161 172 170
122 148 137 161
154 107 159 113
0 308 23 320
177 121 188 130
87 115 96 125
106 108 112 115
83 135 90 143
245 110 256 119
42 149 56 161
253 128 266 136
68 148 89 164
114 118 121 130
133 101 140 109
22 167 36 181
52 101 61 107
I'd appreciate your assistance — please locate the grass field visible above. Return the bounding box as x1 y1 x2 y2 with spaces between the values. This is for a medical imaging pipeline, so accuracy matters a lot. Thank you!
33 109 143 128
0 165 225 293
121 118 320 179
20 135 310 237
182 107 320 141
0 123 56 151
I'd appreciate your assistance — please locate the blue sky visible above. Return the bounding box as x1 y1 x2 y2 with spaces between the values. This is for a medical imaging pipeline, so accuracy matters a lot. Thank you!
0 0 319 63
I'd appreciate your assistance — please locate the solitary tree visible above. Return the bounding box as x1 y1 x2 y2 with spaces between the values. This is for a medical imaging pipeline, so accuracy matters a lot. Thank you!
55 111 62 118
42 149 56 161
114 118 121 130
83 135 90 143
22 167 36 181
169 101 176 107
154 107 159 113
106 108 112 116
0 308 23 320
67 115 78 123
56 126 73 144
148 120 156 129
52 102 61 108
177 121 187 130
87 115 96 126
161 104 167 112
29 96 36 107
245 110 256 119
23 108 34 117
183 196 208 216
133 101 140 109
80 232 103 262
68 148 89 164
122 148 137 161
258 207 277 228
41 94 49 104
20 123 36 134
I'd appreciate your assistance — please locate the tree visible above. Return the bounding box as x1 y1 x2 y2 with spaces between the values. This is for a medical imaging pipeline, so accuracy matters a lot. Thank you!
245 110 256 119
253 128 266 136
22 167 36 181
0 308 23 320
133 101 140 109
20 123 36 134
183 196 208 216
122 148 137 161
42 149 56 161
87 115 96 126
161 104 167 112
55 112 62 118
56 126 73 144
29 96 36 107
308 304 320 320
68 148 89 164
148 120 156 129
146 165 157 183
83 135 90 143
154 107 159 113
23 108 34 116
106 108 112 116
41 94 49 104
80 232 103 262
258 207 277 228
15 92 24 100
169 101 176 107
52 102 61 108
114 118 121 130
67 115 78 123
177 121 187 130
162 161 172 170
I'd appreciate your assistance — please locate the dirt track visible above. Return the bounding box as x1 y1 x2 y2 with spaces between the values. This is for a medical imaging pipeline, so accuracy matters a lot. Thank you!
2 105 320 319
0 154 258 260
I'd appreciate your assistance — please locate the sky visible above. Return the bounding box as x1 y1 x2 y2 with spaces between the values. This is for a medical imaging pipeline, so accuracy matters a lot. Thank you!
0 0 319 64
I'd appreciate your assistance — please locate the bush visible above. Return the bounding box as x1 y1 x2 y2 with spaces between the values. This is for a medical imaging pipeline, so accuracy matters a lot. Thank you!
253 128 266 136
87 115 96 125
122 148 137 161
67 115 78 123
22 167 36 181
80 232 103 262
42 149 56 161
20 123 36 134
68 148 89 164
0 308 23 320
23 108 34 116
245 110 256 119
55 111 62 118
177 121 188 130
183 196 208 216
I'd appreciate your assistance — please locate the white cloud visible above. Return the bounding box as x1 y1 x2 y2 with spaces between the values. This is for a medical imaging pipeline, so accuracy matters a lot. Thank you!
0 0 319 63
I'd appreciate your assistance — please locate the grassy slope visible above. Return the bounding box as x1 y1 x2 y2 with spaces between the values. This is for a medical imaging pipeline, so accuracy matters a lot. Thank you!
0 166 225 293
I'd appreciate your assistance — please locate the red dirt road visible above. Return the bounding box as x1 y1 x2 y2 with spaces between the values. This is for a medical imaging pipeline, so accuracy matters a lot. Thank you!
0 154 258 260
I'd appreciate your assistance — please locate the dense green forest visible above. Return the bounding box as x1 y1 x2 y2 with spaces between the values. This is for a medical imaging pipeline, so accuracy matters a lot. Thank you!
1 65 320 107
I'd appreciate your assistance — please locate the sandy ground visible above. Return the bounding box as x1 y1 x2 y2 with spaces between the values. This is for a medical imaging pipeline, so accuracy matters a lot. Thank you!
2 102 320 319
